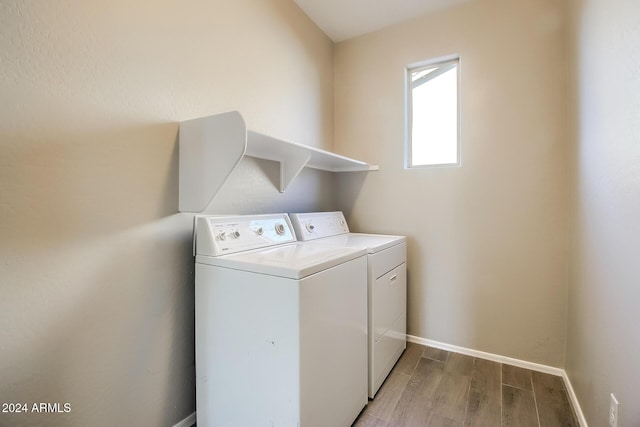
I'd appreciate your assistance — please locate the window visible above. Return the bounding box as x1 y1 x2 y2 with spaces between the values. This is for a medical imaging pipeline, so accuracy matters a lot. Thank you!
406 56 460 167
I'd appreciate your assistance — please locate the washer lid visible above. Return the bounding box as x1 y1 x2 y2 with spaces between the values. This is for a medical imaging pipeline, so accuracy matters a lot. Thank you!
308 233 406 253
196 241 366 279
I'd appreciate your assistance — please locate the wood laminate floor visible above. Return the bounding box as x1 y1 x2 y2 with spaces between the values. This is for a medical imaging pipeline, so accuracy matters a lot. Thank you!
353 342 579 427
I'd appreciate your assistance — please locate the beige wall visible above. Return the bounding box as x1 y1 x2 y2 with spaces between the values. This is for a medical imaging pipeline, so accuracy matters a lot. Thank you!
334 0 569 366
7 0 638 425
567 0 640 425
0 1 333 426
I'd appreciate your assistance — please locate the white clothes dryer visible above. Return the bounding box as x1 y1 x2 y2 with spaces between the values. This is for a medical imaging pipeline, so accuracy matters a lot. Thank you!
194 213 368 427
289 211 407 398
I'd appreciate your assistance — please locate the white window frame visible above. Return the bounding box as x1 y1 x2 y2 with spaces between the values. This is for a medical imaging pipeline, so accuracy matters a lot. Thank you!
405 54 461 169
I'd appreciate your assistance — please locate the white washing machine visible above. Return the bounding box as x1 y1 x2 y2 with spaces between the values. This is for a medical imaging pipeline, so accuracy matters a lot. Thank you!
289 211 407 398
194 213 368 427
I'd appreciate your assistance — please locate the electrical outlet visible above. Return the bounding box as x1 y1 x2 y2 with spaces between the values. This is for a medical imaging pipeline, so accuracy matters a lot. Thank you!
609 393 619 427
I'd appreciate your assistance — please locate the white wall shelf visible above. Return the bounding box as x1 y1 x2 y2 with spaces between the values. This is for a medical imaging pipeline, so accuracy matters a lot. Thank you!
179 111 378 213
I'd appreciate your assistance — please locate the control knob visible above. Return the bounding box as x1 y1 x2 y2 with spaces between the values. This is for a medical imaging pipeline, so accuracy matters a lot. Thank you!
231 231 240 239
305 223 315 233
275 223 286 235
217 231 226 241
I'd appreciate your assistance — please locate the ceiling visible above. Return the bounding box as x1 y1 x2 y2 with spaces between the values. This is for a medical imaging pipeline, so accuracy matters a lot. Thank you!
293 0 472 42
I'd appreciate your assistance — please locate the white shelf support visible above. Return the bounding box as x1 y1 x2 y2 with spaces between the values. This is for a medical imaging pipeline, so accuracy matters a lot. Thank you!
278 150 312 193
179 111 378 212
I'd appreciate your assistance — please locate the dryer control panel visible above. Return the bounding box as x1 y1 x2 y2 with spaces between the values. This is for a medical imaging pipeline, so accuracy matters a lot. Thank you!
195 213 296 256
289 211 350 241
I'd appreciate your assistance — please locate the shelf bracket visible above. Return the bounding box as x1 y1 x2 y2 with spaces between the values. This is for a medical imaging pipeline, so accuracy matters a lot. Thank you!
279 148 312 192
179 112 247 212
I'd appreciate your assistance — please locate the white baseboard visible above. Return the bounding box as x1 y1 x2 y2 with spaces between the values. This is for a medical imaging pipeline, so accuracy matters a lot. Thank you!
173 412 195 427
407 334 588 427
407 335 563 375
562 370 589 427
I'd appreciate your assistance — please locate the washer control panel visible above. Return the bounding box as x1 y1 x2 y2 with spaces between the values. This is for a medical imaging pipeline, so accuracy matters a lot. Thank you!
195 213 296 256
289 211 350 241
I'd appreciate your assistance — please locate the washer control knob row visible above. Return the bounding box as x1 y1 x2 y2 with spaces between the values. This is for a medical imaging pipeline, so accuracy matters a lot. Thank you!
218 230 242 240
